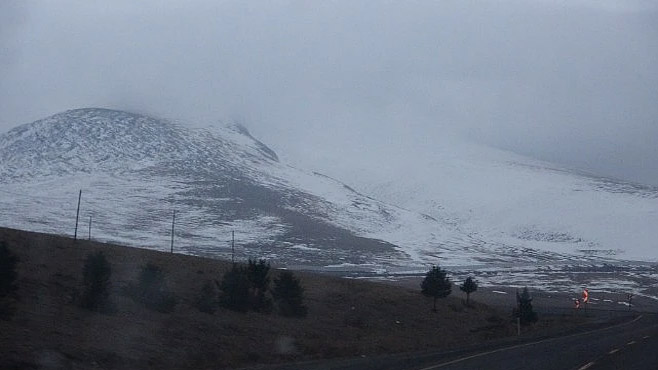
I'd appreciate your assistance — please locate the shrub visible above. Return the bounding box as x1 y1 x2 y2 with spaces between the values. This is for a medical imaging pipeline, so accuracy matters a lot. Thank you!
272 271 307 318
80 251 113 312
0 241 18 298
218 264 250 312
514 287 538 325
421 266 451 312
247 258 272 312
128 263 177 313
0 241 18 319
196 280 217 314
459 276 478 306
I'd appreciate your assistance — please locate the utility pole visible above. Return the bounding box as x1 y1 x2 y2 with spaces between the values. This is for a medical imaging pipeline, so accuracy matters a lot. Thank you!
170 210 176 253
515 289 521 336
74 189 82 240
88 216 92 240
231 230 235 264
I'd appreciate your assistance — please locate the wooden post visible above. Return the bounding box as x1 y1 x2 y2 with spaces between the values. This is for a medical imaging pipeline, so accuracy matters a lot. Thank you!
628 294 633 311
170 210 176 253
231 230 235 264
88 216 92 240
74 190 82 240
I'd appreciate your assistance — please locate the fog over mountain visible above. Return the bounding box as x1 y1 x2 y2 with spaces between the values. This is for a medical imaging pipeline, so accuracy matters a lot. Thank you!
2 108 658 272
1 0 657 184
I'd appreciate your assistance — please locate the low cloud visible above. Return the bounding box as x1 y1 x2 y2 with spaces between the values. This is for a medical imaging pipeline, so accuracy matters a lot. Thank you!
1 0 657 184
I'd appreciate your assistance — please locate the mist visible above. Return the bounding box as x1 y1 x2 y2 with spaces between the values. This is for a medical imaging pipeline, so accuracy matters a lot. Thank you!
1 0 657 184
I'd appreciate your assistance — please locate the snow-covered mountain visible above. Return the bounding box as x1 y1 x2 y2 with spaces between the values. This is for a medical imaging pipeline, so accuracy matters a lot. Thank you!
1 108 657 276
0 108 448 268
276 127 658 265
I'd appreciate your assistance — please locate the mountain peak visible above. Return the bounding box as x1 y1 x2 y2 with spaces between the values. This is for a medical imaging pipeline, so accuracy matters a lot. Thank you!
0 108 279 180
225 121 278 162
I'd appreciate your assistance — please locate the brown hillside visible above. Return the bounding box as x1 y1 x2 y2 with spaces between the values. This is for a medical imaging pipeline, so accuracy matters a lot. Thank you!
0 227 515 370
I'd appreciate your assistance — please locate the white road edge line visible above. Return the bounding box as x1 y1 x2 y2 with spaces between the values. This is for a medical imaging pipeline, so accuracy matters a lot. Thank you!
627 341 636 345
578 361 595 370
643 335 650 339
416 315 644 370
608 348 619 354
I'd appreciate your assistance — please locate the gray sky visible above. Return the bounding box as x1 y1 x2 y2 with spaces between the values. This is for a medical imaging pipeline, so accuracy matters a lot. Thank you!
2 0 657 184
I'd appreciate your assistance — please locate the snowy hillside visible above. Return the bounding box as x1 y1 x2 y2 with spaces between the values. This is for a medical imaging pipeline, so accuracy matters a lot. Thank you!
1 108 657 281
274 129 658 264
0 108 461 268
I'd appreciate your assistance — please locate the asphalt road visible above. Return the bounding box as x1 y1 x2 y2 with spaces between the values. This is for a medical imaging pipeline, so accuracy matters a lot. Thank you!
251 314 658 370
414 314 658 370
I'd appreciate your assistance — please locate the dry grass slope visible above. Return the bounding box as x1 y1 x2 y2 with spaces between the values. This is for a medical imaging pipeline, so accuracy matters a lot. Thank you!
0 227 515 370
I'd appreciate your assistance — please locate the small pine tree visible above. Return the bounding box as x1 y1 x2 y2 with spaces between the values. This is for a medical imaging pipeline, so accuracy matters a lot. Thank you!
196 280 217 314
80 251 112 312
515 287 538 325
132 263 177 313
421 266 452 312
459 277 478 306
247 258 272 312
0 241 18 298
219 265 251 312
272 271 307 317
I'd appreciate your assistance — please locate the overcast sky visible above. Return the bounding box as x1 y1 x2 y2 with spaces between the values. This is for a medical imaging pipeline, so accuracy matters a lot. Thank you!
1 0 657 184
